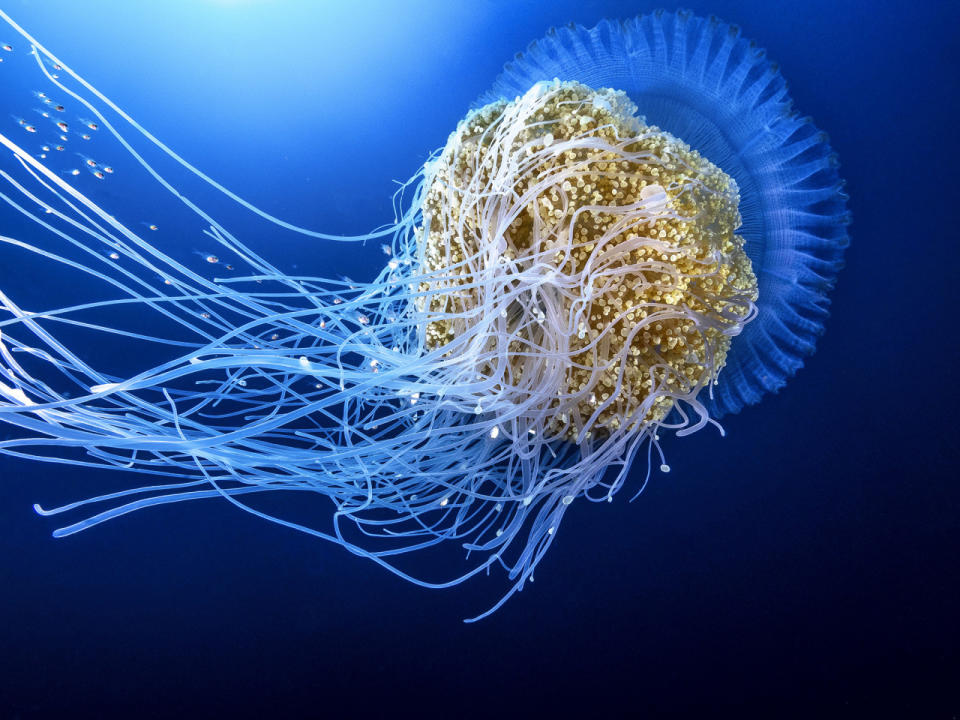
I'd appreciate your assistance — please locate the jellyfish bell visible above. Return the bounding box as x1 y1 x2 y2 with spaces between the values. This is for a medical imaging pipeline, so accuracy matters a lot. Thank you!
479 12 851 417
0 10 848 619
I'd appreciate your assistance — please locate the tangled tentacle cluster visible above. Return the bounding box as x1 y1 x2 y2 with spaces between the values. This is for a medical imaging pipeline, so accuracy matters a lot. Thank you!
418 80 757 443
0 11 771 619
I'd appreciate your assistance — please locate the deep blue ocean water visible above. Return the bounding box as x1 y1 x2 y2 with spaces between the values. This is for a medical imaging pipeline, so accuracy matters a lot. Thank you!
0 0 956 717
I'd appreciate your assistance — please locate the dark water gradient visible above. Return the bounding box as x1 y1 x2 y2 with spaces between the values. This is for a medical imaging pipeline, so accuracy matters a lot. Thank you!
0 0 956 717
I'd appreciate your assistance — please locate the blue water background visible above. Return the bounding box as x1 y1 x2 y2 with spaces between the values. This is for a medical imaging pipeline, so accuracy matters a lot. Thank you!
0 0 957 716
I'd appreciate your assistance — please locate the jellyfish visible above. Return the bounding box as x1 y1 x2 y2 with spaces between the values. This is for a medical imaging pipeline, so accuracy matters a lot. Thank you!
0 10 848 619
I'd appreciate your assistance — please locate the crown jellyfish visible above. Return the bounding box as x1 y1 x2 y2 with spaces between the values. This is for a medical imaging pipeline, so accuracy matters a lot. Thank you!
0 10 848 620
